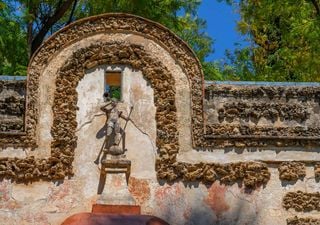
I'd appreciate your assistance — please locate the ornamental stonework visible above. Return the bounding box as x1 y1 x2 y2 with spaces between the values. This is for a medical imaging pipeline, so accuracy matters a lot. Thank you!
0 13 319 225
278 162 306 181
156 161 270 188
0 14 274 187
287 217 320 225
204 83 320 147
283 191 320 212
0 80 25 132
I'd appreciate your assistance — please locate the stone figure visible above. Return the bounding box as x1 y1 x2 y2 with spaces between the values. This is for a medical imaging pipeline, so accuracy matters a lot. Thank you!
100 93 132 157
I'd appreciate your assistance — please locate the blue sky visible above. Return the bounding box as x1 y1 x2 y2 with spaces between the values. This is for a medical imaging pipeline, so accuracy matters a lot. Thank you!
198 0 247 61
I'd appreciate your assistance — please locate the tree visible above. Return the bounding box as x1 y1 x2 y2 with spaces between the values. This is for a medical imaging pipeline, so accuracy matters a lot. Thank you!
16 0 76 56
1 0 222 79
221 0 320 82
0 1 28 75
74 0 219 78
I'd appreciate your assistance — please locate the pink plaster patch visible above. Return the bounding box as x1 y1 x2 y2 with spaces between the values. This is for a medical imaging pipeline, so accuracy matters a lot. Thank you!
154 183 191 223
111 175 122 188
0 180 20 210
183 207 192 220
128 177 151 206
48 181 78 212
204 182 230 217
21 212 49 225
48 182 71 202
155 183 182 201
0 180 10 202
5 199 20 210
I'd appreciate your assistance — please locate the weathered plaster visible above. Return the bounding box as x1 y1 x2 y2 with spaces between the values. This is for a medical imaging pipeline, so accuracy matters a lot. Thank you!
0 13 319 225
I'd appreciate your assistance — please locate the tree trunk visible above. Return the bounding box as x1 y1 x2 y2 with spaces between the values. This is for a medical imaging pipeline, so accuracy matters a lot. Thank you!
30 0 75 57
310 0 320 16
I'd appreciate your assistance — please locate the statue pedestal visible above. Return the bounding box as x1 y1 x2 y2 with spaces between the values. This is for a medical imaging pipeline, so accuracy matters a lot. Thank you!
94 161 141 216
97 173 135 205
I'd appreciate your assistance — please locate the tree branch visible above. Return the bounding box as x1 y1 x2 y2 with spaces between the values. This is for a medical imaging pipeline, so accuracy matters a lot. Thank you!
310 0 320 16
66 0 78 25
26 0 37 58
30 0 75 56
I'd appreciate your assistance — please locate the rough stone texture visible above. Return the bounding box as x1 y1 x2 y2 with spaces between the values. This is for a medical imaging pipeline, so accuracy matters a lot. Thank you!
315 163 320 179
0 13 204 148
287 217 320 225
0 13 319 225
157 161 270 188
0 14 272 187
204 83 320 147
0 13 201 183
0 80 25 132
50 41 178 182
283 191 320 212
0 163 319 225
278 162 306 181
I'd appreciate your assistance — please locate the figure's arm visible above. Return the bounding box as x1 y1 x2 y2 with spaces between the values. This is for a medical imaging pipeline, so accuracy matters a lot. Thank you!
100 102 113 112
119 113 131 121
119 106 133 121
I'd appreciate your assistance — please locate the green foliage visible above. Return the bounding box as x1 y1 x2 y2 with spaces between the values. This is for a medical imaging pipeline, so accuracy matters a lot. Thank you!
0 0 222 79
220 0 320 82
0 0 28 75
2 0 320 81
202 61 224 80
109 86 121 101
73 0 221 79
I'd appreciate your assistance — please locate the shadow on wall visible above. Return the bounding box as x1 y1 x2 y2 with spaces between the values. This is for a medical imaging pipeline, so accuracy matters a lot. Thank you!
156 181 260 225
187 198 259 225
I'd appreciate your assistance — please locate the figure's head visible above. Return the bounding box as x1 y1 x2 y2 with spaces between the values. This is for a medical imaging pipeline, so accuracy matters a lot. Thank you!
103 91 110 101
104 91 110 98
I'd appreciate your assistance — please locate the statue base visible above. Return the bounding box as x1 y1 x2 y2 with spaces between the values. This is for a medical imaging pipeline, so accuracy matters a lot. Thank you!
97 157 135 206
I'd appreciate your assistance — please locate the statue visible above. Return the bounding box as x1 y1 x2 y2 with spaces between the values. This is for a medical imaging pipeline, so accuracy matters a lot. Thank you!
95 92 133 165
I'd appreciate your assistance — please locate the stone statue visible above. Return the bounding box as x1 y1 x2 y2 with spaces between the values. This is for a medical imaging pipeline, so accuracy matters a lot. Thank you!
99 94 132 157
95 93 133 196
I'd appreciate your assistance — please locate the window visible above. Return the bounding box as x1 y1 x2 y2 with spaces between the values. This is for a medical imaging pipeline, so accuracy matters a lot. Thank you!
104 71 121 101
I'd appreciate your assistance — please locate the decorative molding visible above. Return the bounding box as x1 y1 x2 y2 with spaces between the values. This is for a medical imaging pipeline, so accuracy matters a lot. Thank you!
204 84 320 147
217 102 309 123
0 14 269 187
0 14 192 183
0 13 205 148
278 162 306 181
156 161 270 188
0 80 26 142
287 216 320 225
51 42 180 180
283 191 320 212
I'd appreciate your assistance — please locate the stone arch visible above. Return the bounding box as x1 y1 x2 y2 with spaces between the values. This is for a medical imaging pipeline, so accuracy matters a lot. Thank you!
0 13 205 181
51 41 179 174
26 13 204 147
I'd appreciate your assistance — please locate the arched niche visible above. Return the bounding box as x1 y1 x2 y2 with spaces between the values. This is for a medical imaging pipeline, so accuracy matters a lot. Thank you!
0 13 205 181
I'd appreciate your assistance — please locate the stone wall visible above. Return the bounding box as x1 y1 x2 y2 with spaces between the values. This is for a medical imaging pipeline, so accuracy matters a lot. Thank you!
0 14 319 225
0 80 25 132
204 82 320 147
1 79 319 225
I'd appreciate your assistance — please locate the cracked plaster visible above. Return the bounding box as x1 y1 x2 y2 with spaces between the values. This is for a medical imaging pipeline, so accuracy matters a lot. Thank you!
0 13 319 225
